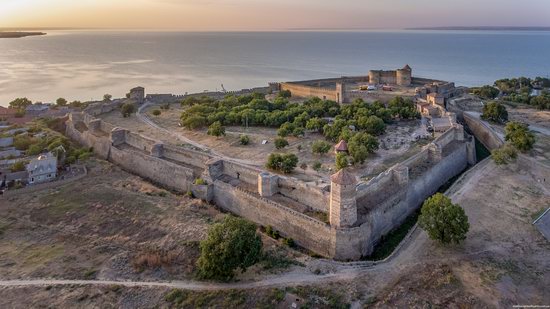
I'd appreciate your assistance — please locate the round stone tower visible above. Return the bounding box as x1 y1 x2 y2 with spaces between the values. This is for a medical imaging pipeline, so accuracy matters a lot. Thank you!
329 168 357 228
396 64 412 86
368 70 381 85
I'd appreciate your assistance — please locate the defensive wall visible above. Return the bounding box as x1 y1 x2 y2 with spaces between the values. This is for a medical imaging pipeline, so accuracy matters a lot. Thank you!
66 95 475 260
146 87 270 104
463 111 504 151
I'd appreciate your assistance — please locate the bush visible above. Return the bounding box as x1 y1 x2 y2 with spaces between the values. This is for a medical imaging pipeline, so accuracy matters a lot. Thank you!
418 193 469 244
283 238 295 248
278 90 291 98
152 109 161 116
505 121 535 152
265 225 280 239
277 122 294 137
274 137 289 149
10 161 26 172
335 153 349 170
348 132 378 165
182 115 207 130
239 135 250 145
194 178 207 185
266 153 298 174
300 162 307 170
311 140 331 155
492 144 518 165
56 98 67 106
481 101 508 123
207 121 225 137
196 216 262 281
312 161 322 171
121 102 136 117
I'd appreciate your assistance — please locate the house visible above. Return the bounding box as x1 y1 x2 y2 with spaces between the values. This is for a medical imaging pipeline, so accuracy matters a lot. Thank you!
0 106 18 118
26 152 58 185
427 93 445 106
335 140 348 154
416 100 440 117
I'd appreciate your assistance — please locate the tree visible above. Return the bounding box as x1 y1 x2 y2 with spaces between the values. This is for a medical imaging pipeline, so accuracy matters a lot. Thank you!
240 135 250 145
196 216 262 281
121 102 136 117
152 109 161 116
266 153 298 173
335 153 349 170
9 98 32 110
207 121 225 137
277 122 295 137
306 117 327 133
312 161 322 171
360 115 386 135
103 94 112 102
348 132 379 165
56 98 67 106
418 193 469 245
481 101 508 123
274 137 289 149
182 115 207 130
505 121 535 152
471 85 499 99
278 90 291 98
311 140 331 155
491 144 518 165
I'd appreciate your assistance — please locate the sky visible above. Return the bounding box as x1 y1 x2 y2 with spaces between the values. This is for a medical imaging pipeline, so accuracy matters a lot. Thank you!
1 0 550 31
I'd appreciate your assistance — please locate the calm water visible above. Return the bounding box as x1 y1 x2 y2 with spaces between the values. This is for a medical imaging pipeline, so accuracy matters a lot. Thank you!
1 30 550 105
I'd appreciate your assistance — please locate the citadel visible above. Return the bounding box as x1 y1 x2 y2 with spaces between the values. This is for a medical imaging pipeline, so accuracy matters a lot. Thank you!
66 66 478 260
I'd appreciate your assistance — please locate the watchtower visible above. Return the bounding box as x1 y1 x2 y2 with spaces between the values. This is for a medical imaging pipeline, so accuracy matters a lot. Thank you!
396 65 412 86
329 168 357 228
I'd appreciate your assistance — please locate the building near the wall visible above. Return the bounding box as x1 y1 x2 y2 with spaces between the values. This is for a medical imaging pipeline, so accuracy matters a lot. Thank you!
335 140 348 154
26 152 58 185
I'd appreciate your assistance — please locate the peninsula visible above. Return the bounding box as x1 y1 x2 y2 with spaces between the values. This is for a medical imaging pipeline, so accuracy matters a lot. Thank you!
0 32 46 39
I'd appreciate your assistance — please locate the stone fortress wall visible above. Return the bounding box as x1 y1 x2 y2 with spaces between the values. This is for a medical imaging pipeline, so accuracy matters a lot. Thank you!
276 65 459 104
65 88 475 260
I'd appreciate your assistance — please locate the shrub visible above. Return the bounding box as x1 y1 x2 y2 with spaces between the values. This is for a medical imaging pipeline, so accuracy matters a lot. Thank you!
418 193 469 244
311 140 331 155
283 238 295 248
312 161 322 171
56 98 67 106
481 101 508 123
197 216 262 281
471 85 499 99
300 162 307 170
10 161 27 172
239 135 250 145
274 137 289 149
194 178 207 185
121 102 136 117
277 122 294 137
492 144 518 165
207 121 225 137
266 153 298 173
265 225 280 239
278 90 291 98
182 115 207 130
152 109 161 116
335 153 349 170
505 121 535 152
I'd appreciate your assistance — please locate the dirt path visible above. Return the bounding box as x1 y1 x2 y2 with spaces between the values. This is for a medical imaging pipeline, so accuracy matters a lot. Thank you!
137 102 262 167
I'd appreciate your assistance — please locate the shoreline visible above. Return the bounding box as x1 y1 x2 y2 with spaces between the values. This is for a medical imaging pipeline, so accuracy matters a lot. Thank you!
0 32 47 39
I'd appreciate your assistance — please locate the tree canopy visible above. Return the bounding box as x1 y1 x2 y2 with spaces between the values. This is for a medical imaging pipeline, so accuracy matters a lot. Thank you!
56 98 67 106
481 101 508 123
207 121 225 137
121 102 136 118
348 132 379 165
418 193 469 245
471 85 499 99
196 216 262 281
9 98 32 110
504 121 535 152
335 153 349 170
266 153 298 173
311 140 331 155
274 137 289 149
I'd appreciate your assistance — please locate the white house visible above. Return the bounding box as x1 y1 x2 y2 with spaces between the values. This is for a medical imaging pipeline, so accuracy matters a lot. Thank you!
26 152 57 184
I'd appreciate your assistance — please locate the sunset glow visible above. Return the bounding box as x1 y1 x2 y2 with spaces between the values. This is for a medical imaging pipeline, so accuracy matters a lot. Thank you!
1 0 550 30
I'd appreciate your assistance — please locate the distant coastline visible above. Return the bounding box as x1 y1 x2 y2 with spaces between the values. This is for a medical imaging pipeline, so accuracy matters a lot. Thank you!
0 32 47 39
407 26 550 31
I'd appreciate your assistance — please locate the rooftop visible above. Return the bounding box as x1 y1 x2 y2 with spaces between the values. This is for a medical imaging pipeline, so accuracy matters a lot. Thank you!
331 168 357 185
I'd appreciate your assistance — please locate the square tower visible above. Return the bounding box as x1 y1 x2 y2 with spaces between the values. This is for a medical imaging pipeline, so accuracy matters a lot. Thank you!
329 168 357 228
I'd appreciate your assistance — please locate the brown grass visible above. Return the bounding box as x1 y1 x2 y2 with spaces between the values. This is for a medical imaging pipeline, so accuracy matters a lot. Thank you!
132 249 179 271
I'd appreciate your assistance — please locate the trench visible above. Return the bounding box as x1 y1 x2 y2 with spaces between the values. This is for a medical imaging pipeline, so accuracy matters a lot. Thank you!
363 135 490 261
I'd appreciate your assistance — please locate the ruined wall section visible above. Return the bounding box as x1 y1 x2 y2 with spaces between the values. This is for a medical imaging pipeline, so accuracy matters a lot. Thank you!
109 145 194 192
163 144 212 170
213 180 335 257
463 111 504 150
277 177 330 212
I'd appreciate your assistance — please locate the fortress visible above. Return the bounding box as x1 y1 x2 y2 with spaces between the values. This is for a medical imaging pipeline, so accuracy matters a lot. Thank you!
273 65 460 105
66 75 476 261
